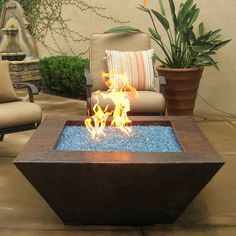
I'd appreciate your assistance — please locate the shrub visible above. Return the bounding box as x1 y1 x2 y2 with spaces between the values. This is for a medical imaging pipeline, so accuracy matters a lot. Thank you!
39 56 89 99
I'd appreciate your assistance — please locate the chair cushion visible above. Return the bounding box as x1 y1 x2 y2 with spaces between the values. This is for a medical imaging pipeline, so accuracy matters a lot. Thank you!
105 49 155 91
91 91 165 114
90 33 151 91
0 61 18 103
0 101 42 129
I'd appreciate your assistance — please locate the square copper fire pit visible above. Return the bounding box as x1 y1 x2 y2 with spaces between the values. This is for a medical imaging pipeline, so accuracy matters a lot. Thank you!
14 116 224 225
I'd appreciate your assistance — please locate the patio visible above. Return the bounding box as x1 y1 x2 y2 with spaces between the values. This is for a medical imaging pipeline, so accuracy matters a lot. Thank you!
0 0 235 234
0 90 236 235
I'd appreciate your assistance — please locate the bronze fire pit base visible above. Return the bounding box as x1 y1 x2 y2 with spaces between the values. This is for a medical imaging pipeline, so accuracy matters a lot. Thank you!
14 116 224 225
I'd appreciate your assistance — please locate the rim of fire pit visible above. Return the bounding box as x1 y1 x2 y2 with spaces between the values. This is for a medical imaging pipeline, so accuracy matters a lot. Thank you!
14 116 224 165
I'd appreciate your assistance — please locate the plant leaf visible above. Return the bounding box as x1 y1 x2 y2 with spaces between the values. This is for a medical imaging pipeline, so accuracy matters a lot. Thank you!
188 7 200 26
198 54 219 70
191 43 214 52
189 29 197 42
212 39 231 50
182 0 194 16
137 4 150 12
198 30 220 42
151 9 170 30
208 29 222 41
178 3 184 22
168 0 178 31
158 0 166 16
153 53 169 66
178 0 194 23
104 26 141 34
199 23 204 36
148 27 161 40
171 43 181 51
208 51 217 55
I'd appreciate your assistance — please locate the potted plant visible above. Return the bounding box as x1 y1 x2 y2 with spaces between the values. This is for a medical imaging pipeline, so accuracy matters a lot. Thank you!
106 0 231 115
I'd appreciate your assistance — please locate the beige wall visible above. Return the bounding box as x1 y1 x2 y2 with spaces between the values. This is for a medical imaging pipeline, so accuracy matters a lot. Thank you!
37 0 236 116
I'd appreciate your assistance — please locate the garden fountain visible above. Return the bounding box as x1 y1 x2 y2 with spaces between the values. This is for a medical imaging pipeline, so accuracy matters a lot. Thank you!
1 24 26 61
0 0 40 86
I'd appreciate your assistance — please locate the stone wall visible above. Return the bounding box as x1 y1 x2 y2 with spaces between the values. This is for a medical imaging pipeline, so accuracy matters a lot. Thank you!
9 59 40 84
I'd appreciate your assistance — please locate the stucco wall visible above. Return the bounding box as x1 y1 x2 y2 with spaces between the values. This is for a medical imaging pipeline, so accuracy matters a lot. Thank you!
37 0 236 116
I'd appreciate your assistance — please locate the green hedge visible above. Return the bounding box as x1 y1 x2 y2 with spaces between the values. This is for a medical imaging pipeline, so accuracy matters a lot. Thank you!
39 56 89 99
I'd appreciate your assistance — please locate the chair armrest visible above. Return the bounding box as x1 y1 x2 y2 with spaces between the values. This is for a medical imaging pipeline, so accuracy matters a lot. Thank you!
154 67 166 93
84 68 93 115
84 68 93 87
159 76 166 94
13 82 39 103
159 76 166 86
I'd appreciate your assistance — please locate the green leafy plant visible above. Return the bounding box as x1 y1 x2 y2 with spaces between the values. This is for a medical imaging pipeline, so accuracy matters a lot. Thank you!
106 0 231 69
39 56 89 99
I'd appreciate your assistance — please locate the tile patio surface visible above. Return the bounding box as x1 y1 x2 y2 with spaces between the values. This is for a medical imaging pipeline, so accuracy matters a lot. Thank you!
0 91 236 235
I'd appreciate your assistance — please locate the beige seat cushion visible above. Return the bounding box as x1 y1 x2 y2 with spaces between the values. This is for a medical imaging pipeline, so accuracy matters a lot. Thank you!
0 61 18 103
0 101 42 129
91 91 165 114
90 33 151 91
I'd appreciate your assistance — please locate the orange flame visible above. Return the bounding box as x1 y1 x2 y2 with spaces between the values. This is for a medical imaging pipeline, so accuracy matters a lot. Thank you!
143 0 148 7
85 71 138 140
84 94 112 140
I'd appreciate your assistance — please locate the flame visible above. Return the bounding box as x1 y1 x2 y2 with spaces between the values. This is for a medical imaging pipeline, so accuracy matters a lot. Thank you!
85 71 138 140
143 0 148 7
84 95 112 140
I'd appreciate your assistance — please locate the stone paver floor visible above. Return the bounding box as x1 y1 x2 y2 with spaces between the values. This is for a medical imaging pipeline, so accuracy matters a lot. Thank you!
1 91 236 235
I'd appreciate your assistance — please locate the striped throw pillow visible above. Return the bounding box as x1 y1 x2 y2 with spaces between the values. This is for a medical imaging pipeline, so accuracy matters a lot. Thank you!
105 49 155 91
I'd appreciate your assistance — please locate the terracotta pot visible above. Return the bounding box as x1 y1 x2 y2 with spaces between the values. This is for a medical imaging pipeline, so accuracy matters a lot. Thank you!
157 67 204 116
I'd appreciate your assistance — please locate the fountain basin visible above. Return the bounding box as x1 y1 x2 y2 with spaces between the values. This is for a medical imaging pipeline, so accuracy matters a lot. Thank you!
1 52 26 61
14 116 224 225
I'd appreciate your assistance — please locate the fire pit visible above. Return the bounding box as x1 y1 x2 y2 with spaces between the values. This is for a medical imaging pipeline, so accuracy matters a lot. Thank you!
14 116 224 225
56 124 183 152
